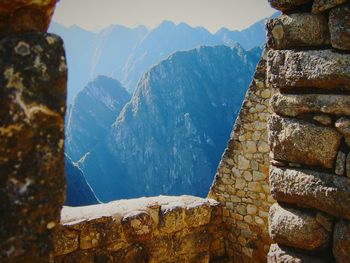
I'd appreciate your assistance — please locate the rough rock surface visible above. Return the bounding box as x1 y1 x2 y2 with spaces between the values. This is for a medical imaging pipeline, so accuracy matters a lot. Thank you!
269 204 330 250
0 33 67 261
329 3 350 50
268 0 312 11
0 0 58 37
267 49 350 90
313 0 347 14
347 153 350 178
271 93 350 117
333 220 350 263
266 13 330 49
269 166 350 220
335 117 350 147
269 115 341 169
268 244 334 263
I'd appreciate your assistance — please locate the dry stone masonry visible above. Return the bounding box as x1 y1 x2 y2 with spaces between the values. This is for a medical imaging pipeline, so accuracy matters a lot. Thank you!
52 196 224 263
2 0 350 262
208 52 275 262
266 0 350 262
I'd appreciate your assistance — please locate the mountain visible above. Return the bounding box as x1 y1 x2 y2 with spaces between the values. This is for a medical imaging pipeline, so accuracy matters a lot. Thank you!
216 12 280 50
50 15 276 102
79 45 262 202
64 155 99 206
121 21 221 93
65 76 131 162
91 25 148 84
49 22 98 104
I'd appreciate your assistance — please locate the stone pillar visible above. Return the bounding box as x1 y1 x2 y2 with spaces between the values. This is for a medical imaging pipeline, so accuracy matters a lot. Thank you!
266 0 350 262
0 1 67 262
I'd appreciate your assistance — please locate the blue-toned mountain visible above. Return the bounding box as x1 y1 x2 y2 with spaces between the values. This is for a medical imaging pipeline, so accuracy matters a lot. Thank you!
65 76 130 161
80 45 262 202
64 155 99 207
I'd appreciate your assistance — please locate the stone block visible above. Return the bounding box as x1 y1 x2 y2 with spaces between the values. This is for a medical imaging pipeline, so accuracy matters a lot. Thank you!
146 236 173 263
268 244 334 263
185 201 212 228
121 211 154 242
266 13 329 49
313 0 347 14
347 153 350 178
0 0 58 36
333 219 350 263
53 226 79 256
269 115 341 169
268 0 312 11
110 244 146 263
173 228 211 256
79 217 112 250
335 150 346 176
271 93 350 117
0 33 66 262
267 49 350 90
329 3 350 50
270 166 350 220
335 117 350 146
269 204 330 250
159 203 185 233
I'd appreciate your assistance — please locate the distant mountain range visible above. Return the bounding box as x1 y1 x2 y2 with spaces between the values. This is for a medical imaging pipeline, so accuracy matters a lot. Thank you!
75 45 261 202
49 14 277 103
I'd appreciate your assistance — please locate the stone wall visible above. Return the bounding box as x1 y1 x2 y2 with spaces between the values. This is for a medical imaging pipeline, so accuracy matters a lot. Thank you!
208 51 275 262
0 1 67 262
53 196 225 263
266 0 350 262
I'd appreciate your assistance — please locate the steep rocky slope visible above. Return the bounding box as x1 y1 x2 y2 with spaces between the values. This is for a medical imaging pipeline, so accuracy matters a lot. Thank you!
64 155 99 206
65 76 130 161
80 45 261 202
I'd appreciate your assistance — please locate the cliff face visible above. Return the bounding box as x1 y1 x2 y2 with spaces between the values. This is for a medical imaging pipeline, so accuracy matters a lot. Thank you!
65 76 130 162
64 155 99 207
80 45 261 202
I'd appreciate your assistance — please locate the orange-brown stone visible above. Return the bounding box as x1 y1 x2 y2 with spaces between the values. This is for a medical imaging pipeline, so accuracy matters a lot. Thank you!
0 0 58 36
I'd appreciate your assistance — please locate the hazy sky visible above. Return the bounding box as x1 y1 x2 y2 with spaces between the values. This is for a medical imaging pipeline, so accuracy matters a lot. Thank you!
53 0 275 32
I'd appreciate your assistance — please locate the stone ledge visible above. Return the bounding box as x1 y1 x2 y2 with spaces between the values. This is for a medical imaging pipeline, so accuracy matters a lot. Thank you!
269 166 350 220
271 93 350 117
267 49 350 90
266 13 330 50
54 196 221 262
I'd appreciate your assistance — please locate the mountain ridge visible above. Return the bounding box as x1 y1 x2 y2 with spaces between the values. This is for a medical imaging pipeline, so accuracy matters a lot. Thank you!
79 45 262 202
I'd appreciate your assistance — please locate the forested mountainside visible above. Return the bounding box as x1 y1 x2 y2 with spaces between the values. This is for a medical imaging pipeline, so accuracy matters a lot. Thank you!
65 76 130 162
77 45 262 202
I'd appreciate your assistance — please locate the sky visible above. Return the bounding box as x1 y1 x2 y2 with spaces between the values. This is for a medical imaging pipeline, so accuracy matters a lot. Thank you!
53 0 275 33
